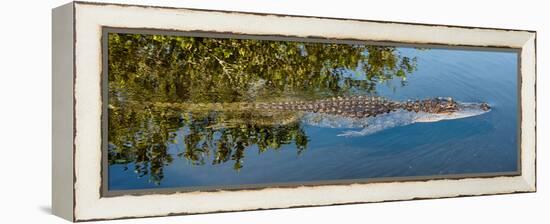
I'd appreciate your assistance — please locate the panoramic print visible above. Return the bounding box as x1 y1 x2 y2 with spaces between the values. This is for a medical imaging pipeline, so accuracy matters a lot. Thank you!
105 32 519 191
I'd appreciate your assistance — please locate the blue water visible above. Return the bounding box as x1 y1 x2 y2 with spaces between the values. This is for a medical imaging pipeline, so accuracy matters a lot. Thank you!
109 47 519 190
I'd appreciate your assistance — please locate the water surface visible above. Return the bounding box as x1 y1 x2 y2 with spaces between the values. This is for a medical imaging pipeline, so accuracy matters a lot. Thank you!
107 37 518 191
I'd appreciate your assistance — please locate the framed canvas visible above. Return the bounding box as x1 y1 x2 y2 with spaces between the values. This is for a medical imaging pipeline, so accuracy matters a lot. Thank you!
52 1 537 222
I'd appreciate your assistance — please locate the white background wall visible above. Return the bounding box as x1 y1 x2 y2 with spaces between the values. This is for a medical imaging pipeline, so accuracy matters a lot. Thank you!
0 0 546 223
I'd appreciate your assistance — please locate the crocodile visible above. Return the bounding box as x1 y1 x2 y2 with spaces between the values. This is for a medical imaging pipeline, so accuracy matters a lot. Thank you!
136 96 492 136
146 96 489 115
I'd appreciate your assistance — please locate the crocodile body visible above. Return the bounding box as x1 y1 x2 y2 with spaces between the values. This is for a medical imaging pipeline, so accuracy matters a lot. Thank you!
143 96 490 119
128 96 491 135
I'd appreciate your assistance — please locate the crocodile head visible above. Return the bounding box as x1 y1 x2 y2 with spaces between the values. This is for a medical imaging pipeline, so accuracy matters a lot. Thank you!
419 97 490 113
415 98 491 123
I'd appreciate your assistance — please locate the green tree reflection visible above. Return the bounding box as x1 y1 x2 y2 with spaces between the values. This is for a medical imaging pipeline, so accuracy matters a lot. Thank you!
107 33 418 185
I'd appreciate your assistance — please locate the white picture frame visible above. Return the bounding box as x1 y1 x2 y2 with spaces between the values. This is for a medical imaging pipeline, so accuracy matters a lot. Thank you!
52 1 536 221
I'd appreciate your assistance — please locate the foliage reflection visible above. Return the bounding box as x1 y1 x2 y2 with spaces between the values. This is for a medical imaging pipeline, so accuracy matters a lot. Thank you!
107 33 418 185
